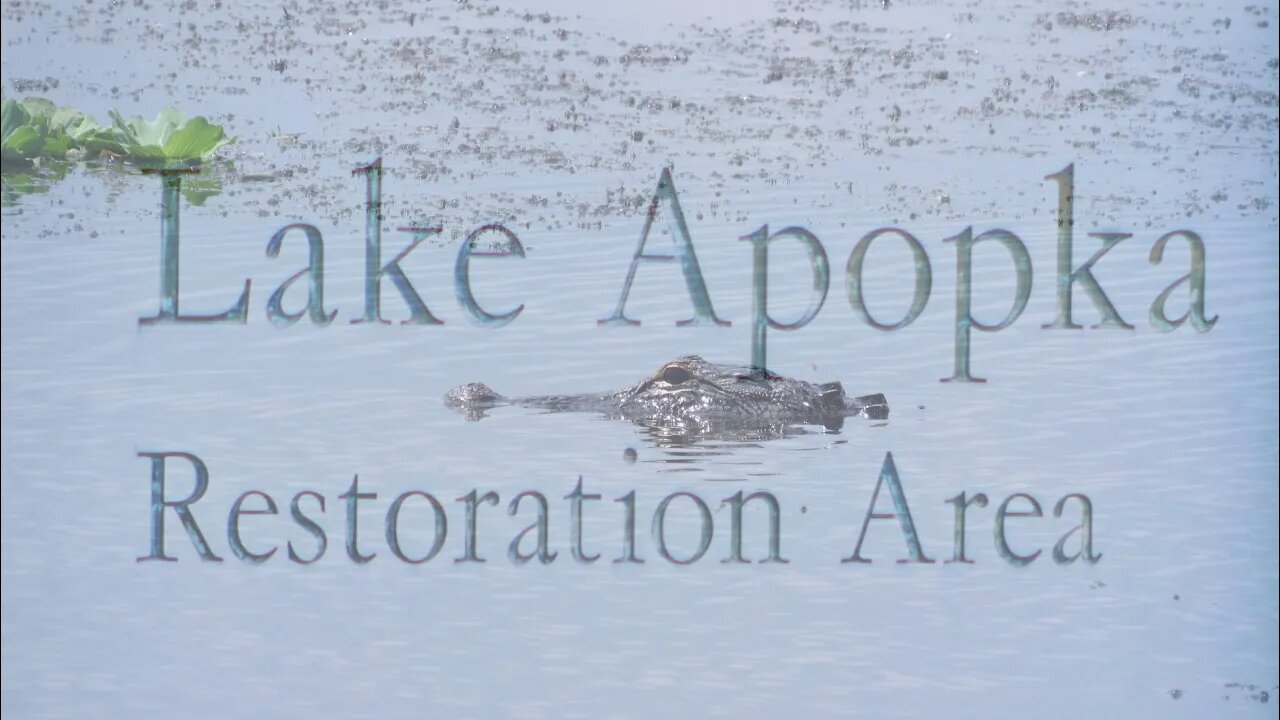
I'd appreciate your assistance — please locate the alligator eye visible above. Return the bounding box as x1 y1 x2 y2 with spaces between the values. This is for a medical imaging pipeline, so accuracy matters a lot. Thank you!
660 365 692 385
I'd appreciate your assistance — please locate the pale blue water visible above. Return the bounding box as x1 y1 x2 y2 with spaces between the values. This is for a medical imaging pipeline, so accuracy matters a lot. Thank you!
2 0 1277 717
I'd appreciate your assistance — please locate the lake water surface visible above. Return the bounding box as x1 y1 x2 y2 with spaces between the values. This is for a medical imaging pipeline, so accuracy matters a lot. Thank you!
2 0 1277 717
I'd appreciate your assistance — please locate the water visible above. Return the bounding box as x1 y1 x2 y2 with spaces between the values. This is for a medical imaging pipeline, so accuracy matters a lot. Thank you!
2 0 1277 717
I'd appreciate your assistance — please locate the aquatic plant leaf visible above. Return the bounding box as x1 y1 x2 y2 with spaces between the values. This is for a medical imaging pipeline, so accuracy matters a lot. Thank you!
126 144 173 162
2 98 49 165
1 97 30 142
76 129 124 159
2 97 233 170
107 109 165 156
107 109 143 148
162 116 231 160
2 125 42 162
113 107 181 148
18 97 56 122
3 125 39 151
2 97 107 164
41 135 72 157
106 107 232 163
50 107 100 138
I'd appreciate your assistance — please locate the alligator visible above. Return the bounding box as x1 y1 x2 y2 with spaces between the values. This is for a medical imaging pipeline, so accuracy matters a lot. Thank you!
444 355 888 441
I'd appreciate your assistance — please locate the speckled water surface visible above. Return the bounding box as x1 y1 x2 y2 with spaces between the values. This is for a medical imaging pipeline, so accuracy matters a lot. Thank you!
2 0 1277 717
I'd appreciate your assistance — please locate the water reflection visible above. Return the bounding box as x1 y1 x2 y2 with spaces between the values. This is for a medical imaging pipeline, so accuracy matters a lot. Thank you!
0 159 70 206
636 421 860 480
84 159 232 207
1 159 233 208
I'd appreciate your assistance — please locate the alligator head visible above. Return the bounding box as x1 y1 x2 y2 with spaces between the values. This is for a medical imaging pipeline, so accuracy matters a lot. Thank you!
444 355 888 441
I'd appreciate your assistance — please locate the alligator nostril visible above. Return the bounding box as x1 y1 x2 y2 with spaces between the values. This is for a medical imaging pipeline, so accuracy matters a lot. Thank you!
660 365 692 385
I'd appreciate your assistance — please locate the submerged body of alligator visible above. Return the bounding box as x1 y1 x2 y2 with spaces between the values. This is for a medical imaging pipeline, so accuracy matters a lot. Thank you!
445 355 887 441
